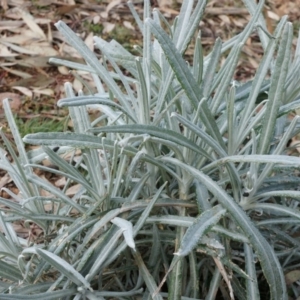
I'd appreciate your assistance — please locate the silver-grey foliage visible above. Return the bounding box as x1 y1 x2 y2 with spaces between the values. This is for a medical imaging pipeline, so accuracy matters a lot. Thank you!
1 0 300 299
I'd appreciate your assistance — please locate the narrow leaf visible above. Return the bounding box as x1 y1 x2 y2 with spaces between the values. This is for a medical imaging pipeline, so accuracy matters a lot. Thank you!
258 22 293 154
36 249 91 289
244 243 260 300
132 249 163 300
111 217 135 250
0 289 76 299
162 156 287 299
57 95 135 122
175 205 226 256
90 124 212 159
147 17 225 147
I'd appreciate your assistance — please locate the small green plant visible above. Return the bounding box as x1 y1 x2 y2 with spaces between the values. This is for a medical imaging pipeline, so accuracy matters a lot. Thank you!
109 24 134 50
83 21 104 35
14 115 67 136
1 0 300 299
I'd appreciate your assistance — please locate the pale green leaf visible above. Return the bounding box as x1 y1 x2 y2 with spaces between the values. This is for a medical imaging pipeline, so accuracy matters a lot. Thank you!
175 205 226 256
35 249 91 289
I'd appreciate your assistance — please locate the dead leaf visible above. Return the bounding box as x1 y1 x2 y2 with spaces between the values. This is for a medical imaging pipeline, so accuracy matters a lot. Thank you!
11 86 33 98
157 6 180 16
56 5 78 16
4 7 23 20
93 15 100 24
0 41 38 55
285 270 300 285
34 18 52 25
1 66 32 79
276 3 293 17
0 20 24 31
16 8 46 40
205 7 248 15
85 32 94 51
73 78 83 92
0 93 22 110
158 0 172 8
0 44 18 57
17 56 51 68
103 22 115 34
232 18 244 28
59 43 82 58
0 173 11 189
1 0 8 11
23 42 58 56
123 21 135 31
289 137 300 154
10 223 29 239
100 11 108 19
33 88 54 96
58 66 69 75
55 177 66 187
248 57 259 69
11 75 55 88
44 201 56 212
266 10 280 21
47 21 52 43
0 30 38 44
219 15 231 24
66 184 81 196
106 0 122 14
39 175 55 197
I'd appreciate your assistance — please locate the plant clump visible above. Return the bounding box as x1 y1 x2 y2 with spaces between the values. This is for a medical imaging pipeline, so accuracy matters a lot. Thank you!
1 0 300 299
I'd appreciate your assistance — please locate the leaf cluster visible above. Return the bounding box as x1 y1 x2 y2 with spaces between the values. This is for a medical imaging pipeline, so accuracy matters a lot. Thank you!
1 0 300 299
